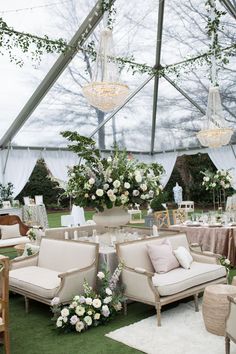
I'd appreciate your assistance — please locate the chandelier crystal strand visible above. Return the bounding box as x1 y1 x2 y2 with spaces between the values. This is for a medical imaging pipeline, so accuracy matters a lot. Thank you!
82 10 129 113
197 0 233 148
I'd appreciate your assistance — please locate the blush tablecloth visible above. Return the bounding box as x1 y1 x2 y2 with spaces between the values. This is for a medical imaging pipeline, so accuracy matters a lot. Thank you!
169 225 236 266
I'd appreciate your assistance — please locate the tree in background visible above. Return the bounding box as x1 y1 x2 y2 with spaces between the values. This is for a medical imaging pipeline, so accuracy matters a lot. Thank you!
17 159 68 208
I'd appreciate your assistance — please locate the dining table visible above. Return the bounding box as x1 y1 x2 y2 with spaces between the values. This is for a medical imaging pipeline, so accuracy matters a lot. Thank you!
169 224 236 266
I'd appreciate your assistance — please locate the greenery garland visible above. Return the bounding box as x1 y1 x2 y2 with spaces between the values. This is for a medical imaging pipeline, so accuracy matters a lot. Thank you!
0 0 235 79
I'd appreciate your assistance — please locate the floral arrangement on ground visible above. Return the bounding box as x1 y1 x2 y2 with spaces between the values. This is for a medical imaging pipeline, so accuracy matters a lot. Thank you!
51 264 124 333
63 132 165 212
201 169 233 190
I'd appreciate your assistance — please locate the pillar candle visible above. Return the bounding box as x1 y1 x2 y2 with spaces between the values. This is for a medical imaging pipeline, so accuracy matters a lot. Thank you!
152 225 159 237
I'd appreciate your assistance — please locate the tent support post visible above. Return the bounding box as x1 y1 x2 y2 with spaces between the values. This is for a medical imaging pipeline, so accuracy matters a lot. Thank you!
89 75 154 138
220 0 236 19
150 0 165 155
162 74 206 115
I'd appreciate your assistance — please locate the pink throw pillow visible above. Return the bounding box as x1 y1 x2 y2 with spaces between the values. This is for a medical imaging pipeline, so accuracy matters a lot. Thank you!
147 239 180 273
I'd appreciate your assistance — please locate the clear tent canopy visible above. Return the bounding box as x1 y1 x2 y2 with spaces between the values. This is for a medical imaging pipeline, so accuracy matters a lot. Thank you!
0 0 235 155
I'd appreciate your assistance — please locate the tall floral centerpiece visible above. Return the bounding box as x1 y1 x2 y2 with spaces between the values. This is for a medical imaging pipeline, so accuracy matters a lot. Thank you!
62 132 164 226
201 169 233 209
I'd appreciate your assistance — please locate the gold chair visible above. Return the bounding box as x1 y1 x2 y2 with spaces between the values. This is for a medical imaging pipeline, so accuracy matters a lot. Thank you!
225 296 236 354
153 211 170 229
0 255 10 354
172 208 187 225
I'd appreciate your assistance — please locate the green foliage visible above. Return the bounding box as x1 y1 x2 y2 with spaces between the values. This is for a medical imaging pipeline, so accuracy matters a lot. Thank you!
61 131 100 163
0 182 14 204
17 159 65 207
150 192 168 211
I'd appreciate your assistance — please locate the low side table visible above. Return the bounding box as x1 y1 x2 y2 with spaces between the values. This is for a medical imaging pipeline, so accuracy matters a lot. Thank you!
202 284 236 336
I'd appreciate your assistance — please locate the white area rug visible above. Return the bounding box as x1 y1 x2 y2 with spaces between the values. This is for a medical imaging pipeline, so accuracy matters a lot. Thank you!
106 301 236 354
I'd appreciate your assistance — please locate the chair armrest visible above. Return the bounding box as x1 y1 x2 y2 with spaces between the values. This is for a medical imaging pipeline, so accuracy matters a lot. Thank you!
10 254 38 270
190 249 221 264
227 296 236 304
189 243 202 252
56 265 97 303
121 265 157 303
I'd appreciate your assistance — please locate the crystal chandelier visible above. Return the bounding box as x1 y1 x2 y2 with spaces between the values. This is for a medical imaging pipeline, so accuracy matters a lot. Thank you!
82 28 129 112
196 0 233 148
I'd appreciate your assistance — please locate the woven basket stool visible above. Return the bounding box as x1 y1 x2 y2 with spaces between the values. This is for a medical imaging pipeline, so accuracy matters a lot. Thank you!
202 284 236 336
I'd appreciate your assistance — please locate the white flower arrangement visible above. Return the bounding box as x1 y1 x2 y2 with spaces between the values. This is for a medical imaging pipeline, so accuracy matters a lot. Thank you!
66 148 164 212
51 264 124 333
201 169 233 191
26 228 36 241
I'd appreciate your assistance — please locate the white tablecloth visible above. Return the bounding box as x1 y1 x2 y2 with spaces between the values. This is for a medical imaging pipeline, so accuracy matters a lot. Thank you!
22 205 48 228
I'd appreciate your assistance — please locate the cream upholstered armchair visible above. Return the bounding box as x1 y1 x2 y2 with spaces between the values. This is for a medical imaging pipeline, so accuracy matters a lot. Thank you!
225 296 236 354
9 238 99 311
0 255 10 354
116 233 226 326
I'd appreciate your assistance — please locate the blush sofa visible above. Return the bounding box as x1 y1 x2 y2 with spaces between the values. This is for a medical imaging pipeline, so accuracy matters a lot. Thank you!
116 233 226 326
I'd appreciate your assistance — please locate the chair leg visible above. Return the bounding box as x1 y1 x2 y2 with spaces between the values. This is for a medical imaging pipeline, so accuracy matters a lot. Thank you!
225 335 230 354
24 296 29 313
4 329 10 354
156 302 161 326
123 299 127 316
194 293 199 312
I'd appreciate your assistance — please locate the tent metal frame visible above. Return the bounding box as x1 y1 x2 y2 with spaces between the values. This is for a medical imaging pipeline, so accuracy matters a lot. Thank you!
0 0 235 155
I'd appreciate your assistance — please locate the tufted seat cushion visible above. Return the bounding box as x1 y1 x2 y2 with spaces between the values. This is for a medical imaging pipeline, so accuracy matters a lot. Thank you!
9 266 61 298
152 262 226 296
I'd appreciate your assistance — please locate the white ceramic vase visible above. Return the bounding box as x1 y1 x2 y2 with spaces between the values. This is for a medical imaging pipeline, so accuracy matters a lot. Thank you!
93 206 130 227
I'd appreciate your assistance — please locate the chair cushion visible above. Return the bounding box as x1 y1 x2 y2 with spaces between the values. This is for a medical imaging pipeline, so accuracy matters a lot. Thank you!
9 266 61 298
0 224 21 240
152 262 226 296
147 239 179 273
174 246 193 269
0 236 30 247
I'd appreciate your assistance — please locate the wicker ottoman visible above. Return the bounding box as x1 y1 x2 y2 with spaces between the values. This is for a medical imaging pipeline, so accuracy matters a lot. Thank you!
202 284 236 336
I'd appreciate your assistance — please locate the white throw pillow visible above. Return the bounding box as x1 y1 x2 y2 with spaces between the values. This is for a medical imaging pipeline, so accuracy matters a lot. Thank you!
0 224 21 240
173 246 193 269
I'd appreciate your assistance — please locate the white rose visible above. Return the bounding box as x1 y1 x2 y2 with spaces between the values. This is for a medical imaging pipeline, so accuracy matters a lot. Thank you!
75 305 85 316
133 190 139 197
124 182 130 189
89 178 95 185
105 288 112 296
103 183 109 190
204 176 210 182
56 317 63 328
91 195 96 200
97 271 105 279
103 296 112 304
107 189 114 196
211 183 216 187
109 195 116 202
107 156 112 162
224 258 230 265
62 316 68 323
135 174 142 183
87 310 92 316
61 308 70 317
92 298 102 308
51 297 60 306
225 184 230 189
140 183 147 191
226 175 232 181
108 178 113 183
84 193 89 198
84 315 92 326
140 194 146 200
75 321 84 332
113 180 121 188
124 191 129 196
85 297 93 305
96 189 104 197
94 313 100 320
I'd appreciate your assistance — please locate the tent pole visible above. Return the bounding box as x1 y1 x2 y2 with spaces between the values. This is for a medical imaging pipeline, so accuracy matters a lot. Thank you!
0 0 116 149
220 0 236 19
150 0 165 155
162 74 206 115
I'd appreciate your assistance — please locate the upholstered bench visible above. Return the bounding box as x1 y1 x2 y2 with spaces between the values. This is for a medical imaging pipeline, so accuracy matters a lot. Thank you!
116 233 226 326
